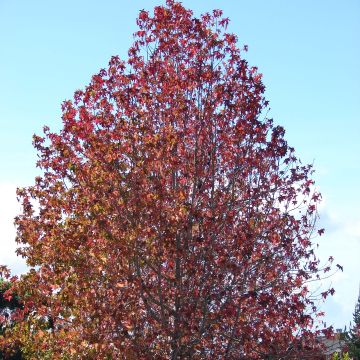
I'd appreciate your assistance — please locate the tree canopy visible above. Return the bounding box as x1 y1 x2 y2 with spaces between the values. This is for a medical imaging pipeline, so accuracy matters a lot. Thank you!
0 1 335 358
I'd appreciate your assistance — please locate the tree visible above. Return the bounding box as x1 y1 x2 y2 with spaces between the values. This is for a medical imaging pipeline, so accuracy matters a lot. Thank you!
1 1 334 358
346 288 360 359
0 268 23 359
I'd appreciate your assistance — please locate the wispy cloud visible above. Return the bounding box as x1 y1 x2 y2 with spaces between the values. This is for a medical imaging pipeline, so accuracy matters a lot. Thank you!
316 204 360 328
0 182 27 275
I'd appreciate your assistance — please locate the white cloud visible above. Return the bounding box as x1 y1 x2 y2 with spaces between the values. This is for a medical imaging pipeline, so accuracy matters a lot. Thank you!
316 206 360 328
0 182 27 275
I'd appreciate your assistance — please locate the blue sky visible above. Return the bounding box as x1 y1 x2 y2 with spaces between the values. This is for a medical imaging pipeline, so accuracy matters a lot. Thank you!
0 0 359 330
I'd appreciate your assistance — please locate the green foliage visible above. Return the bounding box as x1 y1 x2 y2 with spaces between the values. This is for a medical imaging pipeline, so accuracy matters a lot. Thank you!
345 288 360 360
0 279 23 359
333 352 350 360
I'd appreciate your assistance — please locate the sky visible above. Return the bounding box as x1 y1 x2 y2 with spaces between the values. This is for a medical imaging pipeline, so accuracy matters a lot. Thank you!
0 0 359 330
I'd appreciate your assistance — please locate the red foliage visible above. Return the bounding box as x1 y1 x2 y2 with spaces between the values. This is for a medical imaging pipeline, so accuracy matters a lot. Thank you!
2 1 334 358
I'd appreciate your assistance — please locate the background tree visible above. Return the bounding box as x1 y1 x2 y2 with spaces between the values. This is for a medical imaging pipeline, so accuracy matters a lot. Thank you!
346 288 360 359
0 267 23 359
1 1 335 358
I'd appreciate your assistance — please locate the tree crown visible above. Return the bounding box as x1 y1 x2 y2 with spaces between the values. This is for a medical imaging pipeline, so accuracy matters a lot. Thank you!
1 1 335 358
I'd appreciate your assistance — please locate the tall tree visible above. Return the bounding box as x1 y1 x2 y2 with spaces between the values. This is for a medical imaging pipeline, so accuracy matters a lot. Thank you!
1 1 335 358
346 288 360 359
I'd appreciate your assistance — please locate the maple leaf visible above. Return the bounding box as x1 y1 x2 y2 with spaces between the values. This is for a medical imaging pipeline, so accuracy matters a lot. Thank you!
336 264 344 271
